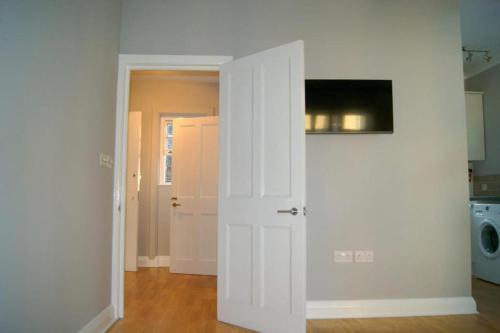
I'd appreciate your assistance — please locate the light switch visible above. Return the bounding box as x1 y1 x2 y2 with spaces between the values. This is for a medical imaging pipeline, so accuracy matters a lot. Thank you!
99 153 113 169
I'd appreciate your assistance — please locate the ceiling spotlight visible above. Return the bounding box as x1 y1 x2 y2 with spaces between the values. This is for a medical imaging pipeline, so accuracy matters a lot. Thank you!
466 52 473 62
484 52 492 62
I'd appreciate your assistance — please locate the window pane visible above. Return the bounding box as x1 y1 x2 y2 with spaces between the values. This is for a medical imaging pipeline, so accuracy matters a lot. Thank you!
166 155 167 184
160 118 174 185
167 122 173 136
166 155 172 183
167 136 173 150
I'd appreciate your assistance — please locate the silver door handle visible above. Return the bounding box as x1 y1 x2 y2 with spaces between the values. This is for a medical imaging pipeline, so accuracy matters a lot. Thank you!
277 207 298 215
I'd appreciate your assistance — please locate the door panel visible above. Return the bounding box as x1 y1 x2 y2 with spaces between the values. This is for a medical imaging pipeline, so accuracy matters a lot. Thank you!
227 224 253 304
170 116 218 276
261 58 293 197
262 226 291 311
199 214 217 261
176 124 198 198
218 41 306 332
227 69 254 198
173 213 194 260
200 124 219 197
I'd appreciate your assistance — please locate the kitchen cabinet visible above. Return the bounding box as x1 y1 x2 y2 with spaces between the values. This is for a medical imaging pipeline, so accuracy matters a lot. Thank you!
465 91 485 161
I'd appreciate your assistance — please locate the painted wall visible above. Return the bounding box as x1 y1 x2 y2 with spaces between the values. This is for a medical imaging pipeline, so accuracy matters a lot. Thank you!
466 63 500 176
121 0 470 301
128 75 219 257
0 0 120 332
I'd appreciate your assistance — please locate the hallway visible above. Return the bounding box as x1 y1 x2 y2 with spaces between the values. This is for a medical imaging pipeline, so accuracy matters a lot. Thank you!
108 268 500 333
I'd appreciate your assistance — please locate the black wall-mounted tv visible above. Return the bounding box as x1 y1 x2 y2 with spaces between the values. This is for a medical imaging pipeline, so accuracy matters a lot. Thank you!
305 80 393 134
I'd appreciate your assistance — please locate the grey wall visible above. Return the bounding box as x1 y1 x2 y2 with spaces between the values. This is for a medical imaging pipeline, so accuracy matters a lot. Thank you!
121 0 470 301
0 1 121 332
466 63 500 176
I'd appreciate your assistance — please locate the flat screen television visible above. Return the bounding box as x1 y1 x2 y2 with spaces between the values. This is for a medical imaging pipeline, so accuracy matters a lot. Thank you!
305 80 393 134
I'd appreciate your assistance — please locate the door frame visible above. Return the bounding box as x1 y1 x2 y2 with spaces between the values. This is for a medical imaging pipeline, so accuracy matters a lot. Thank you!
112 54 233 318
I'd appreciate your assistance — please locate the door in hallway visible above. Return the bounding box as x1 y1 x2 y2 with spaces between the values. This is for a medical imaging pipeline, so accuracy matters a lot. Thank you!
170 116 218 276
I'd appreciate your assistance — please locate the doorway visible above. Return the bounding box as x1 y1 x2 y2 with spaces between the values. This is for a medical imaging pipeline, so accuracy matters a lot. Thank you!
112 55 230 319
117 68 222 331
124 69 220 274
112 43 307 333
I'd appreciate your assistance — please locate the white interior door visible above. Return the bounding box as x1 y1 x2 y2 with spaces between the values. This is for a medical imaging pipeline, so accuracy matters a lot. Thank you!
218 41 306 332
170 116 218 275
125 111 141 271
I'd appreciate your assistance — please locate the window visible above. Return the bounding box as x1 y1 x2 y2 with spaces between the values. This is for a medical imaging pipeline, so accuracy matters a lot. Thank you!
159 117 174 185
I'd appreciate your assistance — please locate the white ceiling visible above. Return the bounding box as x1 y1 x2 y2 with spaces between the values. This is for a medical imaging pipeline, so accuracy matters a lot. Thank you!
460 0 500 78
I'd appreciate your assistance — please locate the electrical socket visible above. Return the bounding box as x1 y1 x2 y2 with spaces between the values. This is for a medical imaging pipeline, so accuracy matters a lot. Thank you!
355 250 374 263
334 250 353 263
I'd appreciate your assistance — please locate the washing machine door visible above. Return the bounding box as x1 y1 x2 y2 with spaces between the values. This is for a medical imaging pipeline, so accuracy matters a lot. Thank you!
479 219 500 259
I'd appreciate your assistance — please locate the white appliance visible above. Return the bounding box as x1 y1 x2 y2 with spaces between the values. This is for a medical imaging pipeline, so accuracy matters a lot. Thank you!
471 202 500 284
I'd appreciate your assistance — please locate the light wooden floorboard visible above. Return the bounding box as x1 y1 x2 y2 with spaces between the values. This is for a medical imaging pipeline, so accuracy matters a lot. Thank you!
108 268 252 333
108 269 500 333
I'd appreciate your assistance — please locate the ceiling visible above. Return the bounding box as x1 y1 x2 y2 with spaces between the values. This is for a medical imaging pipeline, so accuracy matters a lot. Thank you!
460 0 500 78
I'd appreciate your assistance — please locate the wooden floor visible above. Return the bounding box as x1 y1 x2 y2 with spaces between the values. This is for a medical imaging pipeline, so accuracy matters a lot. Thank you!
108 268 248 333
108 268 500 333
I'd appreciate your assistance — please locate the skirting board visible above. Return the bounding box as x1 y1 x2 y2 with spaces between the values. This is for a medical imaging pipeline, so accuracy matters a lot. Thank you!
78 304 116 333
307 297 477 319
138 256 170 267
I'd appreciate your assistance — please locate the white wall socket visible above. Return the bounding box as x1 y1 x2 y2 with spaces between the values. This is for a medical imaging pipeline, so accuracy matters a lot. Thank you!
355 250 374 263
334 250 353 263
481 183 488 191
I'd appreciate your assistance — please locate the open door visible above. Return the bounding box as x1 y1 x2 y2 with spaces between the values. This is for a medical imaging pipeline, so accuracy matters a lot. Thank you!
170 116 218 275
218 41 306 332
125 111 141 271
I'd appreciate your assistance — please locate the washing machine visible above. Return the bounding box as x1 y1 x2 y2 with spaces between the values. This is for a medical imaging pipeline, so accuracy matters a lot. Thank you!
471 202 500 284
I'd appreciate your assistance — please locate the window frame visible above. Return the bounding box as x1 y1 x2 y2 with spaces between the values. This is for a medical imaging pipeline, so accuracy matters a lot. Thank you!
159 116 174 186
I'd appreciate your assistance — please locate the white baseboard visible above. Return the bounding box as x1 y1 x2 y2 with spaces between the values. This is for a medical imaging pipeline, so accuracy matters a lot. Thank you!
138 256 170 267
307 297 477 319
78 304 117 333
158 256 170 267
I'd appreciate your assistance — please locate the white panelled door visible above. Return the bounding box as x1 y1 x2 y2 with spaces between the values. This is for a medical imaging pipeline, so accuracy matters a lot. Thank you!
125 111 141 271
170 116 218 275
218 41 306 332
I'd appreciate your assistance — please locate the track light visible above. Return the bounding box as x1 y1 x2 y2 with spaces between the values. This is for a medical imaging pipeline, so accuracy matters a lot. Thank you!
462 46 493 63
466 52 473 62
